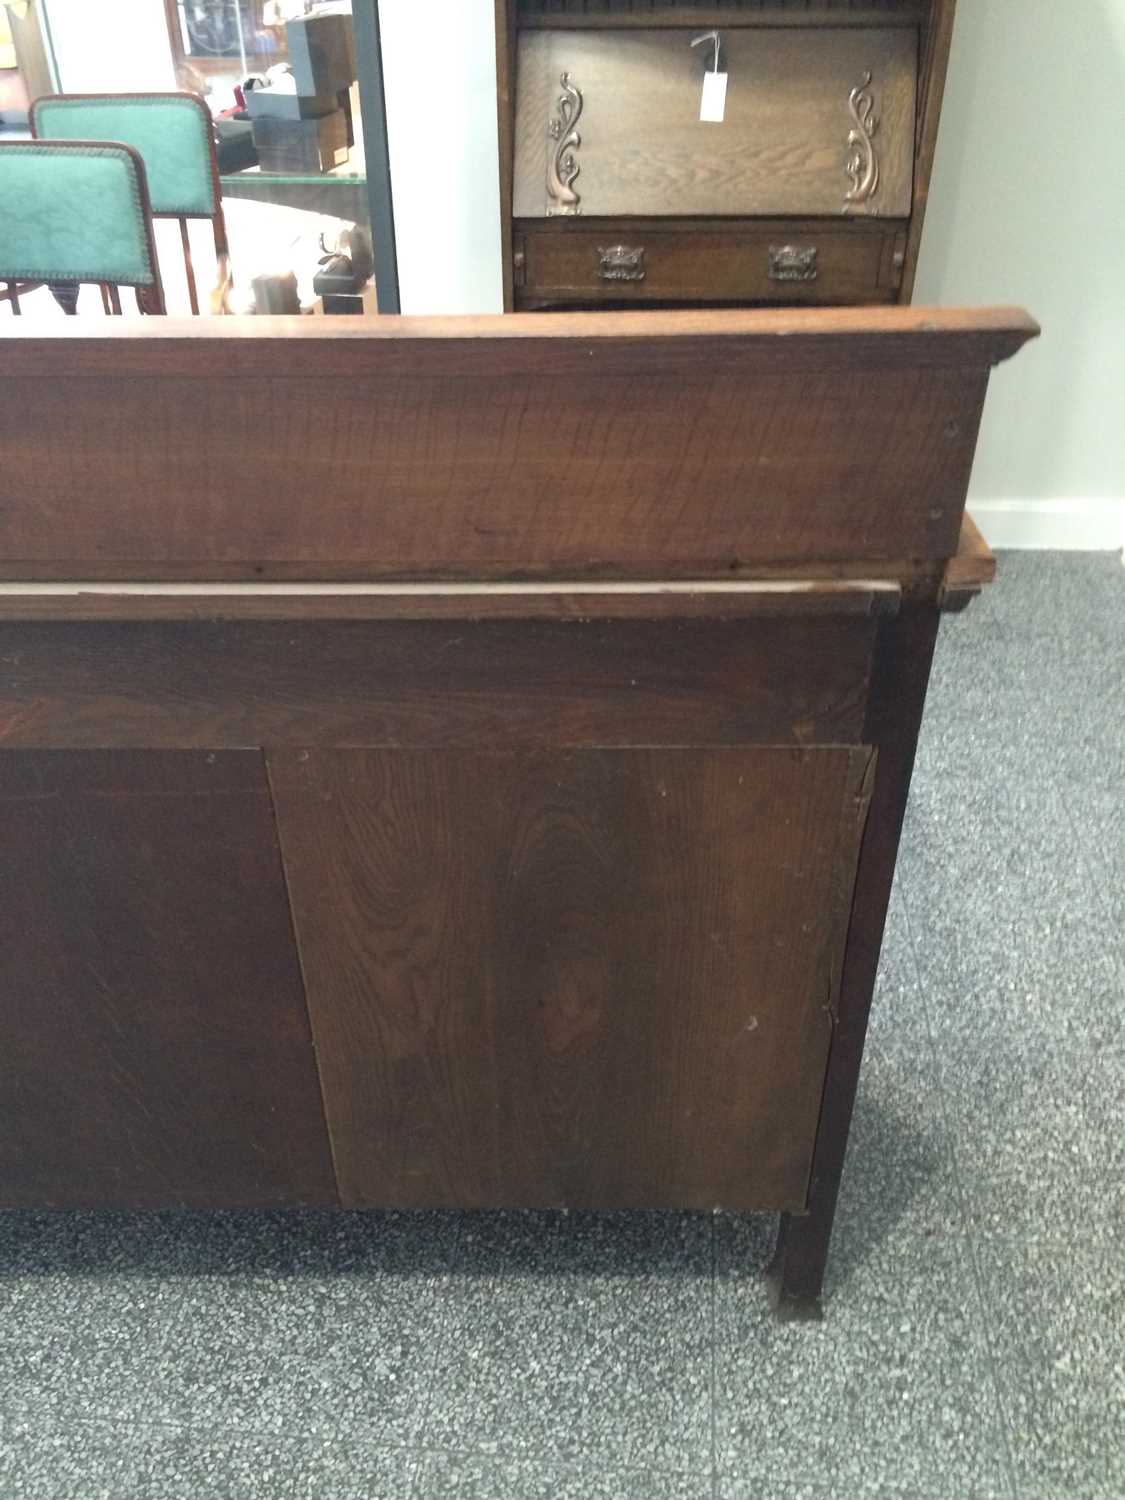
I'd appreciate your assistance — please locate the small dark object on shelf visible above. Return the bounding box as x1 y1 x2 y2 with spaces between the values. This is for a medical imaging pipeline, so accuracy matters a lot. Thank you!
214 117 258 174
251 108 349 175
313 252 359 296
250 269 301 314
321 292 365 314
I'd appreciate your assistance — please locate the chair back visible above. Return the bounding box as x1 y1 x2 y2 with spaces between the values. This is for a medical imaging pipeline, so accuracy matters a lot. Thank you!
32 92 229 314
31 92 220 220
0 139 163 308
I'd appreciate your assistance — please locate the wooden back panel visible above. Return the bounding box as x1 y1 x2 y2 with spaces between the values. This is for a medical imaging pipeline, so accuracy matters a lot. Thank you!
0 307 1036 581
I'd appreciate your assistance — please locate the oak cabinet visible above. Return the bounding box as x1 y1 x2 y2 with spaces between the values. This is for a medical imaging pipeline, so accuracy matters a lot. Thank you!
0 305 1034 1314
497 0 957 310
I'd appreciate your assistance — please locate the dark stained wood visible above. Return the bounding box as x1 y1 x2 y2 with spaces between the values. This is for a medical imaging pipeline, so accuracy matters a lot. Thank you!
0 579 900 623
770 603 939 1314
0 305 1040 373
0 310 1037 580
0 750 336 1208
496 0 518 312
0 614 876 749
518 7 929 29
0 365 984 571
0 558 946 587
940 512 995 612
268 746 875 1210
516 223 901 306
901 0 957 302
0 307 1028 1312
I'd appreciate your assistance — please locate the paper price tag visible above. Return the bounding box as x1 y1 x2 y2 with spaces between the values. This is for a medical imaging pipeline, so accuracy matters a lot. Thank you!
700 70 728 124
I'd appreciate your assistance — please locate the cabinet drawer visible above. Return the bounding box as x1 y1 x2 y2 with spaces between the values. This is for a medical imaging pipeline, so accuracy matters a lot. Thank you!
514 27 917 220
515 225 904 305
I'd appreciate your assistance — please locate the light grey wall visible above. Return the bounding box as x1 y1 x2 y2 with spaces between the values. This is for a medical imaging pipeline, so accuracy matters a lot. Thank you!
379 0 504 315
42 0 175 92
914 0 1125 546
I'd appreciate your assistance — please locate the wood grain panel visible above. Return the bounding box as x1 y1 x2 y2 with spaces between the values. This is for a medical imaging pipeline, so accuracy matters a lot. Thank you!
518 224 897 304
3 368 978 569
513 28 916 218
0 615 875 749
0 373 983 575
269 746 875 1211
0 311 1036 578
0 751 336 1208
0 306 1040 376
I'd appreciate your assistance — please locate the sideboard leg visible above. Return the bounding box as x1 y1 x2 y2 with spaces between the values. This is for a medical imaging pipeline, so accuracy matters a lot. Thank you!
767 1212 828 1320
765 605 941 1321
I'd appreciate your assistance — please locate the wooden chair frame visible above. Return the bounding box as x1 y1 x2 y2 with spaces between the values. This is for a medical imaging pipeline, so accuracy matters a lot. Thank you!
30 91 231 316
0 138 166 316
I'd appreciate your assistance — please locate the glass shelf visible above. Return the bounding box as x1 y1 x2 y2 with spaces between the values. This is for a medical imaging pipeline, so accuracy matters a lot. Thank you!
220 172 366 186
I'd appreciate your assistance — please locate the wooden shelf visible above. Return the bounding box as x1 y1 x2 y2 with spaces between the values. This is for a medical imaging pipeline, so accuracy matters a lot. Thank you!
518 4 928 28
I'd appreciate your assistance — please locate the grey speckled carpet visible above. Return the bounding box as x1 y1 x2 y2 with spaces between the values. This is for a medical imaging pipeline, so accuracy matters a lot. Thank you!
2 551 1123 1500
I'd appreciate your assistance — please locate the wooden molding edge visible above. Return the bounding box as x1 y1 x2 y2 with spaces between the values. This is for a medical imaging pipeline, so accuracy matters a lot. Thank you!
939 512 995 612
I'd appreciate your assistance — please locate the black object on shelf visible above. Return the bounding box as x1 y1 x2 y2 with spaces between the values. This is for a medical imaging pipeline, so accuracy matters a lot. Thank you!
314 250 366 313
247 12 359 172
287 13 357 98
214 117 258 174
252 110 349 175
313 252 359 296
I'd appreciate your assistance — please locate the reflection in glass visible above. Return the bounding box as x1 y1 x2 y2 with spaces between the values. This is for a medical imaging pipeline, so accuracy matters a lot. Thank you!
7 1 376 317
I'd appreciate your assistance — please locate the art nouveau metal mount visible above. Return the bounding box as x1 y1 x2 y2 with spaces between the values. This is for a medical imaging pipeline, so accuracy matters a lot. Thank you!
546 72 583 217
844 70 881 210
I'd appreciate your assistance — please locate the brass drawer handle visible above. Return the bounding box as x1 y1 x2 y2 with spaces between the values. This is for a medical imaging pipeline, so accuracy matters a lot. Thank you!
598 245 646 283
768 245 819 283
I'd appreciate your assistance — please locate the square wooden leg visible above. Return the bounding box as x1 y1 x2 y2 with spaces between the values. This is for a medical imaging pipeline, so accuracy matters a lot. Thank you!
764 607 940 1318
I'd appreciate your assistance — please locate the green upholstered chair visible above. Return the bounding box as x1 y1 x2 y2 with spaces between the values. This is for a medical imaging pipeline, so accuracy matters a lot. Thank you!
0 139 165 315
31 92 230 314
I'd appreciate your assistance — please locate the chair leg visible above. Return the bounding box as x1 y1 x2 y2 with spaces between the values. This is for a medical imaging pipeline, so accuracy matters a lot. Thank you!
100 284 113 315
210 217 233 316
49 283 80 316
5 282 20 316
107 285 123 315
180 217 200 315
135 283 165 315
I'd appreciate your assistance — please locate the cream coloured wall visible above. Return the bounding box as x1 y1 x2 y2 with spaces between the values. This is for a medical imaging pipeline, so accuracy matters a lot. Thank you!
42 0 176 93
379 0 503 315
914 0 1125 548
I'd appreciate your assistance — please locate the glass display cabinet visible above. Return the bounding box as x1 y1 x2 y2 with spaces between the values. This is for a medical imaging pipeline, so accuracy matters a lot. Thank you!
10 0 395 313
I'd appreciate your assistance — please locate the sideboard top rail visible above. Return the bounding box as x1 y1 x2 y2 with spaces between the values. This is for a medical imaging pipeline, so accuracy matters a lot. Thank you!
0 306 1037 582
0 306 1039 379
